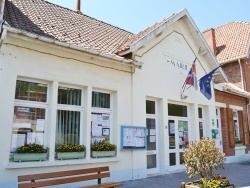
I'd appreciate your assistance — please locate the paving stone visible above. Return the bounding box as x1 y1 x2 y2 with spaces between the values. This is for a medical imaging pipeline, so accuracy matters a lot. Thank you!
121 162 250 187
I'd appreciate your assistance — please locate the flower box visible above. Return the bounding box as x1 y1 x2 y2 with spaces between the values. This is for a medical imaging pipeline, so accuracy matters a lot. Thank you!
13 153 47 162
184 182 235 188
234 145 246 155
91 151 116 158
56 152 85 160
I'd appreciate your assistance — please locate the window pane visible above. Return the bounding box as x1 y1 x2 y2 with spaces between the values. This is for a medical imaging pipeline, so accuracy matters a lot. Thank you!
91 113 110 144
169 153 176 166
58 87 81 106
180 152 184 164
147 154 156 169
15 80 47 102
168 104 187 117
179 121 189 149
199 122 204 140
11 106 45 152
146 118 156 150
92 92 110 108
56 110 80 146
169 120 175 149
146 100 155 114
233 111 238 118
198 108 202 118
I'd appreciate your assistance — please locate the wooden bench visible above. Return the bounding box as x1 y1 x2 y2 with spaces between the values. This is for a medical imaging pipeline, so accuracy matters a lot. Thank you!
18 166 123 188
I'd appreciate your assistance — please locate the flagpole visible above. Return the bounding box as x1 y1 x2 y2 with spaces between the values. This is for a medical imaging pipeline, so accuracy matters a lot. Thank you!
182 48 201 92
182 71 190 91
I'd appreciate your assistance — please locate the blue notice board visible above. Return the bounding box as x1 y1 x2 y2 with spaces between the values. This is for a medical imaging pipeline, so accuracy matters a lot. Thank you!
121 125 146 150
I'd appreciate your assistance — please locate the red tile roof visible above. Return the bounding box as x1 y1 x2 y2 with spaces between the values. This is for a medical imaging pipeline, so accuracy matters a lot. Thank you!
3 0 178 56
214 21 250 63
3 0 134 54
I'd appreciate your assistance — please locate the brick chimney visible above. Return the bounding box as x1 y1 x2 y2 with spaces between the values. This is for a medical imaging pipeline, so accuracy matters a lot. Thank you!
76 0 81 12
202 28 216 54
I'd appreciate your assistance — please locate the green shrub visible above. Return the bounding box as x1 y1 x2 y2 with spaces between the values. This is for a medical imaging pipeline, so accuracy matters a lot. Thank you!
91 143 116 151
55 143 85 152
183 137 226 178
16 143 48 153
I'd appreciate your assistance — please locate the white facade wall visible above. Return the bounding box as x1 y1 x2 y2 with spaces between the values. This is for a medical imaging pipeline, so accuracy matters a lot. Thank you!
0 20 219 187
131 22 218 175
0 35 134 187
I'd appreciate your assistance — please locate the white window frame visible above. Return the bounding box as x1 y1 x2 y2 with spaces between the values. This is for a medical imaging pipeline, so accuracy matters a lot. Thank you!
56 84 84 145
233 110 240 140
91 89 113 144
198 106 205 140
146 98 159 174
11 78 49 154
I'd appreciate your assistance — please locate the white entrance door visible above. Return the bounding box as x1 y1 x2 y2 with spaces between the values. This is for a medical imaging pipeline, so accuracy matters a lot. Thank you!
146 100 158 174
216 108 223 152
168 118 188 171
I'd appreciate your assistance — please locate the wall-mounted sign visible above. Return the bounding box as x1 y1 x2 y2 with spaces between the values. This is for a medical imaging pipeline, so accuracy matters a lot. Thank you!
212 119 215 126
163 54 189 71
211 129 219 139
121 126 146 150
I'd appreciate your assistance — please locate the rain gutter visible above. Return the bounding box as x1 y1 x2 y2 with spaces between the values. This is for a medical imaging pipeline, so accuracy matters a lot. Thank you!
2 25 143 69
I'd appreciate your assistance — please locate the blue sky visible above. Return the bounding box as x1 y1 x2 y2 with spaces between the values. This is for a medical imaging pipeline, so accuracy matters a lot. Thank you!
48 0 250 34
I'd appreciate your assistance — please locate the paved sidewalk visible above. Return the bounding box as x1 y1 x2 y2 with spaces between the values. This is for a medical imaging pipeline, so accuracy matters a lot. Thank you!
120 162 250 188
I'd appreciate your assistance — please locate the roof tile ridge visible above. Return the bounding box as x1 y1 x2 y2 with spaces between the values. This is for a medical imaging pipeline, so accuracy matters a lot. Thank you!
232 20 250 25
214 21 235 30
44 0 134 35
133 12 178 40
215 21 250 30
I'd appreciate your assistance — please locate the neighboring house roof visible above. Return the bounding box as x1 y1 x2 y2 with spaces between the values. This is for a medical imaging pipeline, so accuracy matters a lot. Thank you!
217 82 250 98
3 0 133 55
214 21 250 63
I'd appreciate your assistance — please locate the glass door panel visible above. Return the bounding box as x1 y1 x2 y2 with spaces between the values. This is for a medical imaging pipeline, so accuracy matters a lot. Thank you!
147 154 156 169
168 119 188 169
146 118 158 173
147 119 156 151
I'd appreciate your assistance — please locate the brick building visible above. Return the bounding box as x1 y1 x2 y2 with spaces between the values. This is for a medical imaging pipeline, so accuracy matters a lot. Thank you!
203 22 250 159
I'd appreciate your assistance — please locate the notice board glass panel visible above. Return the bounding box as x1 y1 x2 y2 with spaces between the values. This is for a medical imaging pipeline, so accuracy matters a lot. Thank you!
121 126 146 150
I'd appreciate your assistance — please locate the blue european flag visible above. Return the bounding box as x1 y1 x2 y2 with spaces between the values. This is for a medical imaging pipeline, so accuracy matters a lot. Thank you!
199 66 221 100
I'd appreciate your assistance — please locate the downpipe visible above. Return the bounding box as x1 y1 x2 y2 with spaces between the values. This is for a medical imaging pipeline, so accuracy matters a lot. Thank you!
0 0 5 20
0 20 7 49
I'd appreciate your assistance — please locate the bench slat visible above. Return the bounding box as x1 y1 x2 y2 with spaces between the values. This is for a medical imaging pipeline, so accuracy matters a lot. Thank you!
18 166 109 182
18 172 110 188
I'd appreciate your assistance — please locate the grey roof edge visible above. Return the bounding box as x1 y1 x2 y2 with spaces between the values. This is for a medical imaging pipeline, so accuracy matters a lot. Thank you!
215 83 250 98
129 9 186 54
219 55 248 64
